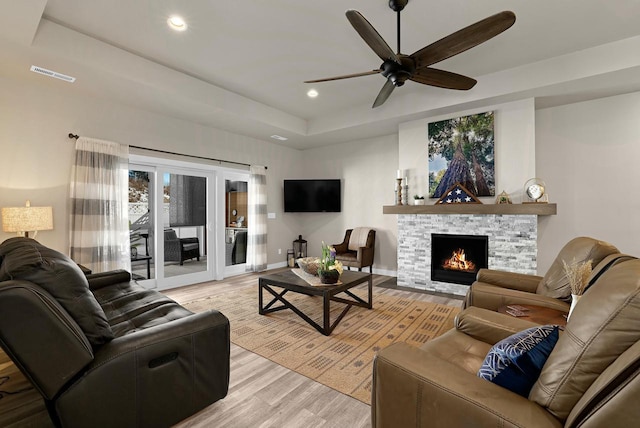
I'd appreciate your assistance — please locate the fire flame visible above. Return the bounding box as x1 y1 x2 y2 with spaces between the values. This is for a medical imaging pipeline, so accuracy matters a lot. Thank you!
442 248 476 272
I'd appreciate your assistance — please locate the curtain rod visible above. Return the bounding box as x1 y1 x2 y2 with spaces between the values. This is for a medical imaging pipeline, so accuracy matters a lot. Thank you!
68 133 266 169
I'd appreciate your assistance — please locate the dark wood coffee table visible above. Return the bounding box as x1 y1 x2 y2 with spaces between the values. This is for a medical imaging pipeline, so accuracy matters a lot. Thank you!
498 304 568 327
258 270 373 335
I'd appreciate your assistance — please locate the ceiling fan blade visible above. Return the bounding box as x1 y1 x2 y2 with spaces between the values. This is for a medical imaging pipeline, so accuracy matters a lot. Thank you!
346 10 400 63
410 68 477 90
372 79 396 108
304 69 381 83
411 11 516 69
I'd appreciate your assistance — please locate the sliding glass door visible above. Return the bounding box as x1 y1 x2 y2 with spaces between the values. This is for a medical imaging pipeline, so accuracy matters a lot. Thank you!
162 170 209 281
129 155 251 289
129 156 215 289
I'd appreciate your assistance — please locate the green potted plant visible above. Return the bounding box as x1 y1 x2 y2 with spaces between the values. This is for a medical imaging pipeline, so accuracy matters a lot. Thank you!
317 242 343 284
413 195 425 205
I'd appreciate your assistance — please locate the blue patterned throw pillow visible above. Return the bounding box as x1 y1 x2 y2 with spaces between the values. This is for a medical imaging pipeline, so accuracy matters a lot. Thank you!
478 325 560 397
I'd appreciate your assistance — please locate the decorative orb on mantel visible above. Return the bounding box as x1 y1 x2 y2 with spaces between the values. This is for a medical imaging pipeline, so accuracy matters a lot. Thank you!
523 178 548 203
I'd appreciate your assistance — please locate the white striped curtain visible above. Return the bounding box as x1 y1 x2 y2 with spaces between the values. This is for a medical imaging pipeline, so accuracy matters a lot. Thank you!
69 137 130 273
246 165 267 272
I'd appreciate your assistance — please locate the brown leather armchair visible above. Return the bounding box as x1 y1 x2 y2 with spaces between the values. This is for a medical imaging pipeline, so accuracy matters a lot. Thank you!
464 237 622 312
373 256 640 427
0 238 229 428
333 228 375 273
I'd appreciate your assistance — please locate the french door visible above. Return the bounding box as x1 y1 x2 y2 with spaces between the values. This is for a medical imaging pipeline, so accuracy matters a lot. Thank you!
129 156 216 290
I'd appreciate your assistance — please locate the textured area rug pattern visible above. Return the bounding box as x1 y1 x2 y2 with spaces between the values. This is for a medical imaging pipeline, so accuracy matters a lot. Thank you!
184 287 460 404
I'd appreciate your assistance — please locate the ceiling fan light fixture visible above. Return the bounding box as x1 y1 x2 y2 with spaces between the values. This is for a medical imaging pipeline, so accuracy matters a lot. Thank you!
167 15 187 31
389 0 409 12
307 89 319 98
304 3 515 108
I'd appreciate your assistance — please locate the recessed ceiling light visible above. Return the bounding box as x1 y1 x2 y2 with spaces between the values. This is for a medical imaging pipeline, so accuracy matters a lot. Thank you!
270 135 288 141
307 89 319 98
167 15 187 31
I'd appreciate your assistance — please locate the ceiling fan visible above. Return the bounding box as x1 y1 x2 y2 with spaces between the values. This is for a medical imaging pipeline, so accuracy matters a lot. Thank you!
305 0 516 108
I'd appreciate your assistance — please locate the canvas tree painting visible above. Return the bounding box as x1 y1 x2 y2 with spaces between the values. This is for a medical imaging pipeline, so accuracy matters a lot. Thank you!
428 111 495 198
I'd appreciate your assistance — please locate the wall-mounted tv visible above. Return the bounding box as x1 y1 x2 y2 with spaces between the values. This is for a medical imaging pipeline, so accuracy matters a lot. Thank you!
284 179 341 213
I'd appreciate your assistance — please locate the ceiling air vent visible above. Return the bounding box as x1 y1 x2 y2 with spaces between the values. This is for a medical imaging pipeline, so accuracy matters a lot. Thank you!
30 65 76 83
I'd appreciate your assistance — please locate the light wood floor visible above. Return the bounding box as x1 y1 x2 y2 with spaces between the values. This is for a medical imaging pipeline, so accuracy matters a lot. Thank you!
0 269 462 428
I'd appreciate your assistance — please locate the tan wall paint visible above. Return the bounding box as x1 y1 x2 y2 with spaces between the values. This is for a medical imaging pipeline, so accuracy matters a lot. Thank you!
3 70 639 279
398 99 537 204
536 91 640 272
293 134 399 274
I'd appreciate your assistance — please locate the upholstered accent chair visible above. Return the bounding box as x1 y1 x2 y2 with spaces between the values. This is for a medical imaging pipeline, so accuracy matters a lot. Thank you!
464 237 622 312
372 256 640 427
333 227 376 273
0 238 229 428
164 228 200 265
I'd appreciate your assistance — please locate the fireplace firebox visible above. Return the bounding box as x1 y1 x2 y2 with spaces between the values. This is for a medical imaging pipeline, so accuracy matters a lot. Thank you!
431 234 489 285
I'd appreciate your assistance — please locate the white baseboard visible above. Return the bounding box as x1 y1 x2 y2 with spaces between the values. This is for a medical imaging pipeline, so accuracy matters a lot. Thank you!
267 261 288 270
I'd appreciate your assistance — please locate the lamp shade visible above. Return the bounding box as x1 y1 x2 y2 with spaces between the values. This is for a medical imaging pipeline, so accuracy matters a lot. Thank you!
2 202 53 235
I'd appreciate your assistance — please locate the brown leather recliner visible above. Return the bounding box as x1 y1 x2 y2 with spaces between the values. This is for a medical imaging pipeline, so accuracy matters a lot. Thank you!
372 256 640 427
464 237 622 312
333 228 375 273
0 237 229 428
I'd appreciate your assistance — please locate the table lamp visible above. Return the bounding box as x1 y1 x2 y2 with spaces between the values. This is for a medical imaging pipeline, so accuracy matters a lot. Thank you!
1 200 53 238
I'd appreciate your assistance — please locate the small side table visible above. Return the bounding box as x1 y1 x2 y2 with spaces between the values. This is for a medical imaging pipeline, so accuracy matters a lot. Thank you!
131 255 152 279
498 304 568 327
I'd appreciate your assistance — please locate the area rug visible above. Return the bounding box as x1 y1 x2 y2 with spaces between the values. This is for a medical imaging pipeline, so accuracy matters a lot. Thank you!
183 287 460 404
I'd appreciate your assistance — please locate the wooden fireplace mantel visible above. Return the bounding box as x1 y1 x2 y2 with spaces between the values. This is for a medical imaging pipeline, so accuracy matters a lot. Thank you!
383 203 557 216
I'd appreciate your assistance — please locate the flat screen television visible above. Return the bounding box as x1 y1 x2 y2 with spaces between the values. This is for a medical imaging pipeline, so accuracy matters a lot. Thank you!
284 179 341 212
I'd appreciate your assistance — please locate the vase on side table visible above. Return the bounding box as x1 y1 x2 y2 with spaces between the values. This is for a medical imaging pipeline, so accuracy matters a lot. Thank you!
567 293 581 321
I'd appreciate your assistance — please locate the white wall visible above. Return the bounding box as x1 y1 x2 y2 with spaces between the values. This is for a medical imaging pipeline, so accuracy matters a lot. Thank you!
0 74 304 266
293 134 399 274
536 91 640 271
398 98 537 203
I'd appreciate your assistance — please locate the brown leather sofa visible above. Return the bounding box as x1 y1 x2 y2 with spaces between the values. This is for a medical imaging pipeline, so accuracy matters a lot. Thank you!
464 237 622 312
372 256 640 427
0 237 229 428
333 228 376 273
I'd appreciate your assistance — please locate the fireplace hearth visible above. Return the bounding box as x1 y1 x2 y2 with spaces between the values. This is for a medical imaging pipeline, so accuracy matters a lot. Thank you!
431 234 488 285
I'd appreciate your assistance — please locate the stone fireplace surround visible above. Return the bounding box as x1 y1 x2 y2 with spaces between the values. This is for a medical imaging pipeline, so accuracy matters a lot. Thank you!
397 214 538 296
